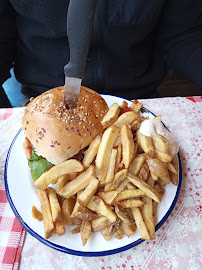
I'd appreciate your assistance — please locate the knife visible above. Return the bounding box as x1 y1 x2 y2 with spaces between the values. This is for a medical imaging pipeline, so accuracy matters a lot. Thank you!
64 0 97 108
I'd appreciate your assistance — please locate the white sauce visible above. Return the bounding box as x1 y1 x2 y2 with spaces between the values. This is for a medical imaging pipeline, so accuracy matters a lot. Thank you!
140 118 179 156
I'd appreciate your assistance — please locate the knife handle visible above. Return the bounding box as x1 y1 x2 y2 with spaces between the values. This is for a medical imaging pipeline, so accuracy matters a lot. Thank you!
64 0 97 79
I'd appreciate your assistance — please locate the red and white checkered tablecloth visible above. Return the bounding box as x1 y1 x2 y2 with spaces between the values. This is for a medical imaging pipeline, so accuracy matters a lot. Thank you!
0 96 202 270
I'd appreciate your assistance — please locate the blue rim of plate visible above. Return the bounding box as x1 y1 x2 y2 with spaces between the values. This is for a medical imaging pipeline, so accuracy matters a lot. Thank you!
4 106 182 257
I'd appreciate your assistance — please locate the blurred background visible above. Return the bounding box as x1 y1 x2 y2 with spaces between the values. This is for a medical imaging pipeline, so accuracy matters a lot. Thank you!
2 68 201 107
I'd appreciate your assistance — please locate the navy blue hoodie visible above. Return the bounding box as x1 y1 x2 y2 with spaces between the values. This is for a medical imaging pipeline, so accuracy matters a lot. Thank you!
0 0 202 100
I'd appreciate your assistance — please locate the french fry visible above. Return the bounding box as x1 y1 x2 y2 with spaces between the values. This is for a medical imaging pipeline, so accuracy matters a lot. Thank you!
62 198 75 225
114 111 139 128
141 196 155 239
83 135 102 167
168 162 178 175
154 184 165 201
93 196 117 223
91 216 111 232
71 225 81 234
115 205 134 225
81 220 91 246
154 134 168 154
136 130 154 153
98 190 120 205
115 143 122 173
153 200 158 226
113 189 146 203
101 103 121 128
116 179 129 191
146 158 170 184
101 225 114 241
130 118 141 132
121 124 135 168
169 171 178 186
114 225 125 239
130 100 143 113
87 197 97 212
138 162 150 182
96 125 120 182
119 199 144 208
54 220 65 236
121 222 135 237
105 149 117 183
104 169 128 192
34 159 84 190
126 182 136 190
47 187 61 222
38 189 54 240
154 115 161 121
155 150 173 163
58 166 95 198
77 177 99 206
114 135 122 147
131 207 150 240
129 154 146 176
127 174 161 203
56 175 70 193
73 209 97 221
32 205 43 221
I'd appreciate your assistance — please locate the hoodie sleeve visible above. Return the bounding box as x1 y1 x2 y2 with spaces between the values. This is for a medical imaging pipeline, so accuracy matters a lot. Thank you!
157 0 202 89
0 0 17 86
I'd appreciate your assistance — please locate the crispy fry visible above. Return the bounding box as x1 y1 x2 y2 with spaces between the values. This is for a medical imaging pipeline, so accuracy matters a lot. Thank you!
116 179 129 191
77 177 99 206
47 187 61 222
114 225 125 239
121 124 135 168
154 115 161 121
119 199 144 208
54 220 65 236
58 166 95 198
34 159 84 190
167 162 178 175
127 174 161 202
121 222 135 237
130 101 143 113
73 210 97 221
32 205 43 221
131 118 141 132
113 189 146 202
87 197 97 212
154 134 168 154
91 216 111 232
81 220 91 246
104 169 128 192
141 196 155 239
138 162 150 182
115 205 134 225
93 196 117 223
131 207 150 240
146 158 170 184
129 154 146 176
155 150 173 163
71 225 81 234
83 135 102 167
154 184 165 201
38 189 54 240
114 111 139 128
115 143 122 173
61 198 75 225
105 149 117 183
101 103 121 129
126 182 136 190
98 190 120 205
96 125 120 182
136 130 155 153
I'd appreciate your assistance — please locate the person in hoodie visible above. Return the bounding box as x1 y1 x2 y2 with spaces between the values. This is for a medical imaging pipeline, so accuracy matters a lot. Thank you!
0 0 202 107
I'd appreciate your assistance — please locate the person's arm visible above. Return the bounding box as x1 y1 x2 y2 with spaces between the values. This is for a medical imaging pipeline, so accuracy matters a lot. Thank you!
157 0 202 89
0 0 17 107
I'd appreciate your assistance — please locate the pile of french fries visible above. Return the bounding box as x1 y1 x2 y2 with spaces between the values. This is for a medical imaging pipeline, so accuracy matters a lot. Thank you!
32 100 179 246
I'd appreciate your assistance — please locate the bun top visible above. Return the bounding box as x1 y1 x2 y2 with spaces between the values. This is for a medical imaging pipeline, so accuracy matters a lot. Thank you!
22 86 108 164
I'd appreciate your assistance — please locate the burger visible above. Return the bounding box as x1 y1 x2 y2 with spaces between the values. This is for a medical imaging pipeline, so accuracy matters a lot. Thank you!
22 86 108 181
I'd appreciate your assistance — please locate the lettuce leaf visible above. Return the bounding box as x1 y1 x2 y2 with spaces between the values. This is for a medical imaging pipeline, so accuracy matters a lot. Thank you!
28 150 53 181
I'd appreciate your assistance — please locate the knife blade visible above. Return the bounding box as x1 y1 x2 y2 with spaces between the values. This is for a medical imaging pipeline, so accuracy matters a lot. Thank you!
64 0 97 108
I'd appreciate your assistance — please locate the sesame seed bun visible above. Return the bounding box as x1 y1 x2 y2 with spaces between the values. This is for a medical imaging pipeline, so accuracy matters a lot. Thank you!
22 86 108 164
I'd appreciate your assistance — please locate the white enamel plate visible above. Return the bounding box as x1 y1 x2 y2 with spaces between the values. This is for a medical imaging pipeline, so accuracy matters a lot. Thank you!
4 95 182 256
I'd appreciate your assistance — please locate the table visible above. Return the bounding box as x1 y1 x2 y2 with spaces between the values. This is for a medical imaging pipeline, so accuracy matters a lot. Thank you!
0 96 202 270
